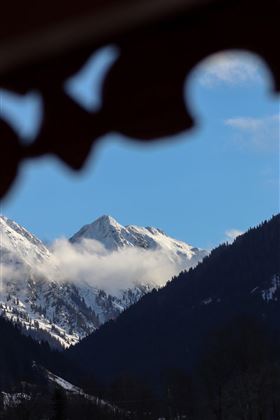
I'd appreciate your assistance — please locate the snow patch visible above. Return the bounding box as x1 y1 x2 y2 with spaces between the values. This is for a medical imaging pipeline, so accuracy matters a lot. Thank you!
262 275 280 302
1 392 31 410
202 297 213 305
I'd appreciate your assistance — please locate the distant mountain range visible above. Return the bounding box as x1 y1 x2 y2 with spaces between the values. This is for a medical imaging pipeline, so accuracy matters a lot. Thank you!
0 215 206 348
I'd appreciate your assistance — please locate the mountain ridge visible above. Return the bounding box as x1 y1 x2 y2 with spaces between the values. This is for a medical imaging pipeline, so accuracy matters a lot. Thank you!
70 214 206 262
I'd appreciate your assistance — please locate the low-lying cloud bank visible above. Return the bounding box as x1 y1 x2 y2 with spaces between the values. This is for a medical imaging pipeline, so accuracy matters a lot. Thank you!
0 265 26 293
1 239 189 297
49 238 186 295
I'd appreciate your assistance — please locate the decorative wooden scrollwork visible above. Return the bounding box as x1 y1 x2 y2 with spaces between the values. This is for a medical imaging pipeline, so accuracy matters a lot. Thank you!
0 0 279 199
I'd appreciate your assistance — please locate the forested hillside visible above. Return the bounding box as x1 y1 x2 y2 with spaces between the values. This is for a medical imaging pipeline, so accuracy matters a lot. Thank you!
66 215 280 418
1 215 279 419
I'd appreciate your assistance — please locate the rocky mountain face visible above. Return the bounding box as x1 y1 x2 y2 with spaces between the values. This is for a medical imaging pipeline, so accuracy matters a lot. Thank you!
0 215 206 348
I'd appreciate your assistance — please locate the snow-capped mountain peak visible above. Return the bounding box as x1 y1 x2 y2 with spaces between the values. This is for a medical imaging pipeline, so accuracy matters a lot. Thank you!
0 215 51 266
70 215 206 264
70 215 124 250
1 215 208 348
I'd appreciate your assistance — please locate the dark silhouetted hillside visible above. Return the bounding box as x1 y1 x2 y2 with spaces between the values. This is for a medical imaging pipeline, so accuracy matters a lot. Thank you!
67 215 280 387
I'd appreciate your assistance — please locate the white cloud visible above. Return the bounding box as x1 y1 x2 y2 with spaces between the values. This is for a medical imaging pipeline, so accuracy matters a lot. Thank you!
0 264 28 293
197 52 261 87
225 229 244 242
44 238 186 296
224 114 280 151
0 236 197 298
225 117 263 131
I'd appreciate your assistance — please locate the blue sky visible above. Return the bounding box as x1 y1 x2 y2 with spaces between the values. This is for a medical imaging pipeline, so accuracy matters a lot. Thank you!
1 49 279 249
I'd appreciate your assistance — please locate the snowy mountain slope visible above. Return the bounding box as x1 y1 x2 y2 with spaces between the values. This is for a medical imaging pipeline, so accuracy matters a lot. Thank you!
70 215 207 268
0 216 99 347
0 215 207 348
0 361 123 415
35 364 121 413
0 216 132 347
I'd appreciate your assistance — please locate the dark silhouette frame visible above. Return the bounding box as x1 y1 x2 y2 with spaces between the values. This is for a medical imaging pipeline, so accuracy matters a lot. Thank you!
0 0 279 199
